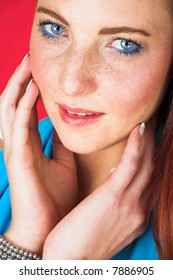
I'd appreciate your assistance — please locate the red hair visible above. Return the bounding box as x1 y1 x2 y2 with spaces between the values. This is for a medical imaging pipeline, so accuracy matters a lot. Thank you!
152 80 173 259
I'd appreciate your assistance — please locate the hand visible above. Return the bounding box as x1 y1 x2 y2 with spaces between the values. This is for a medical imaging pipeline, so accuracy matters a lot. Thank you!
0 54 78 254
0 139 3 150
43 122 155 259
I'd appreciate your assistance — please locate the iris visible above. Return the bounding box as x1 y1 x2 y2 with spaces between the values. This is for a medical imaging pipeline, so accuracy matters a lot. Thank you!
112 39 143 56
38 21 65 40
50 24 64 36
121 40 136 52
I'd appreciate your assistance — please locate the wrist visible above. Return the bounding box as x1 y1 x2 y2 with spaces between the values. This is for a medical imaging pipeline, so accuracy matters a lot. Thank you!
5 226 46 256
0 235 41 260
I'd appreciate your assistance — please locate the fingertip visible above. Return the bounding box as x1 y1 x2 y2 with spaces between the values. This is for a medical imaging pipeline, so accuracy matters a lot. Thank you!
127 124 140 144
109 167 116 175
0 127 3 140
21 52 30 65
26 78 39 94
139 122 145 137
26 78 33 92
19 79 39 110
121 124 142 164
128 122 145 142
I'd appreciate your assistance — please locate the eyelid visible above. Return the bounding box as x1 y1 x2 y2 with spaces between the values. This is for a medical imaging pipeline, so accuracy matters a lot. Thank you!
38 19 68 36
39 18 65 28
109 37 143 48
107 37 144 57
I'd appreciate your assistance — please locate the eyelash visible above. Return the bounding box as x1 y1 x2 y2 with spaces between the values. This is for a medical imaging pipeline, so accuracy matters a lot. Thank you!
109 38 144 56
38 19 67 40
37 20 144 57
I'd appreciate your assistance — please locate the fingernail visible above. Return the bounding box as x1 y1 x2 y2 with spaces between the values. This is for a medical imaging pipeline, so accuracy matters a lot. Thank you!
26 78 33 92
110 167 116 175
0 127 3 140
139 122 145 136
21 52 30 65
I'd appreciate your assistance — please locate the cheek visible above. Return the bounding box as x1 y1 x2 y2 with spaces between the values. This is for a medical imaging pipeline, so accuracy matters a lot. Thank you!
30 32 62 100
30 54 60 103
101 57 169 122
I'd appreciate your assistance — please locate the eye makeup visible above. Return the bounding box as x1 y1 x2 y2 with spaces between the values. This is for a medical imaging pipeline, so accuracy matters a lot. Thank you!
109 38 144 57
37 19 145 57
38 19 67 40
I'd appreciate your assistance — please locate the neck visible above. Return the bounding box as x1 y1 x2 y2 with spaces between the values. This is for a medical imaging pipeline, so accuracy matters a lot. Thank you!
75 139 127 202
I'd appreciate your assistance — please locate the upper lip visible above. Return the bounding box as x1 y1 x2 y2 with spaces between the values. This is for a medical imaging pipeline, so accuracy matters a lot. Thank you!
59 104 103 115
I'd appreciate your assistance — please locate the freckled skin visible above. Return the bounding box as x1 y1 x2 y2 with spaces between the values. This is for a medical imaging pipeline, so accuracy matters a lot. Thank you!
30 0 173 157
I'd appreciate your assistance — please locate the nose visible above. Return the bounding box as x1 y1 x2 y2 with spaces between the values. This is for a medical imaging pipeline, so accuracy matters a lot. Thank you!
60 49 97 96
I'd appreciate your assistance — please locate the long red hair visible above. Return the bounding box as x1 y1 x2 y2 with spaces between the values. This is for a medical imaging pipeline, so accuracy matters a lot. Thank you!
152 80 173 259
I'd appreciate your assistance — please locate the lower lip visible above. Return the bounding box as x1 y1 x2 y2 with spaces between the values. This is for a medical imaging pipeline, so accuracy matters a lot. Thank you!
59 107 104 126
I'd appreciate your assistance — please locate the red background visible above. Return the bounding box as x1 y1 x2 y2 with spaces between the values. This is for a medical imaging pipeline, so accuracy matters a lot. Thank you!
0 0 47 120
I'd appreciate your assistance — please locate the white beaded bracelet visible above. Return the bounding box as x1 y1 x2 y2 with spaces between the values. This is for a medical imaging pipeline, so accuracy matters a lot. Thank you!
0 235 41 260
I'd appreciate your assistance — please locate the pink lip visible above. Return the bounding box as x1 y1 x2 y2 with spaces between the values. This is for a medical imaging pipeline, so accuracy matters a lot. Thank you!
58 104 104 126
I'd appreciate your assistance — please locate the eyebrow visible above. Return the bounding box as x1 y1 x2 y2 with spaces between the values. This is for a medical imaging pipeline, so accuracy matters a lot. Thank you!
37 7 151 37
37 7 70 27
99 27 151 37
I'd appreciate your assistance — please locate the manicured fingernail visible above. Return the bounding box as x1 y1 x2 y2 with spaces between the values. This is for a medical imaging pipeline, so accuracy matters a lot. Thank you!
26 78 33 92
0 127 3 140
139 122 145 136
21 52 30 65
110 167 116 175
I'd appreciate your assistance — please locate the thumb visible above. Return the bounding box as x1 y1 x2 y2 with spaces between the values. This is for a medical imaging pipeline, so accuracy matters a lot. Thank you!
52 129 76 168
52 129 62 160
102 123 144 195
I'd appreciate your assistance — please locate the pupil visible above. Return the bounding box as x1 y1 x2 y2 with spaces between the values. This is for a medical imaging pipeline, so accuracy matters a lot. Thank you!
122 40 134 51
51 24 63 35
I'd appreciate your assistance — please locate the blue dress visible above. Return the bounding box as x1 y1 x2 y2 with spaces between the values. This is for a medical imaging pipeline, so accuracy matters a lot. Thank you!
0 117 159 260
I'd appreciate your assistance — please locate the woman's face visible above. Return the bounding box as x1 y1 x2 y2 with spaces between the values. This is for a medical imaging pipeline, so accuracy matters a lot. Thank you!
30 0 173 154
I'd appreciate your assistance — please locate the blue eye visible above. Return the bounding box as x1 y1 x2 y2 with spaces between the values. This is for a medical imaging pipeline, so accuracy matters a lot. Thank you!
111 38 143 56
38 20 66 40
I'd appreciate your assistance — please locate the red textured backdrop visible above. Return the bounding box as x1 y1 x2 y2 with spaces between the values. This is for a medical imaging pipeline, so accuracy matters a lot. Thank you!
0 0 47 120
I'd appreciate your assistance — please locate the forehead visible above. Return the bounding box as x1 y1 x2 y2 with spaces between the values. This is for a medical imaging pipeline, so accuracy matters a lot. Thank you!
37 0 171 27
37 0 170 14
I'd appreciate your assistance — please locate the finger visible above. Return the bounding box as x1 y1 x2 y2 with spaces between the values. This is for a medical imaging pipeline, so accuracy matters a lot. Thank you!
125 120 155 199
11 80 39 151
1 54 31 110
140 186 154 214
103 123 143 195
140 120 156 161
52 129 76 169
0 126 3 140
1 53 31 101
132 186 154 235
28 94 43 159
0 54 32 157
28 82 43 158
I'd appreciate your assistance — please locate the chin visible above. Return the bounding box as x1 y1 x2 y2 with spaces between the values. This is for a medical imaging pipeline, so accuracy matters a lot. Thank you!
56 131 103 154
52 123 103 155
61 139 98 154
